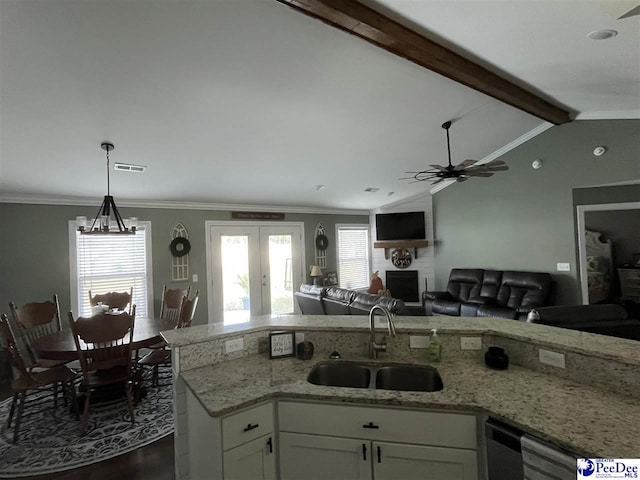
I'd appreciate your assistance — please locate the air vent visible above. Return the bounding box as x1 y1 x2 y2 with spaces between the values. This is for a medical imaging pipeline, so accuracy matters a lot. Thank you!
114 162 146 173
364 187 380 192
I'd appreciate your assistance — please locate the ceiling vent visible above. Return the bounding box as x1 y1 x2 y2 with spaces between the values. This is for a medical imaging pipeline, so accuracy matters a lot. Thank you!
364 187 380 192
114 162 146 173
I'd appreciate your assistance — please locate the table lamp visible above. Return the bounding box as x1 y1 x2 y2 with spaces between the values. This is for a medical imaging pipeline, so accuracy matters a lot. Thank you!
310 265 323 286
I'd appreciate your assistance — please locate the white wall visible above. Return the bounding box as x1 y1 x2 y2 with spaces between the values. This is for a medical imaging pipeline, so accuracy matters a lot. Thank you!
370 193 434 305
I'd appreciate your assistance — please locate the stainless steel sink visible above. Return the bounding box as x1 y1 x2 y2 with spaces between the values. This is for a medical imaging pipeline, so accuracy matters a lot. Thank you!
307 361 443 392
307 361 372 388
375 365 443 392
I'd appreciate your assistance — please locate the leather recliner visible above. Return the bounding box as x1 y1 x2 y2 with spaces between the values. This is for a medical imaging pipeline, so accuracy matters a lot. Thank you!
423 268 553 320
294 284 406 316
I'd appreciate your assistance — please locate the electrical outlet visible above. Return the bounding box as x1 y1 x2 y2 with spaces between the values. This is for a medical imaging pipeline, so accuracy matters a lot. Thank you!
409 336 430 349
460 337 482 350
225 337 244 353
538 348 566 368
556 262 570 272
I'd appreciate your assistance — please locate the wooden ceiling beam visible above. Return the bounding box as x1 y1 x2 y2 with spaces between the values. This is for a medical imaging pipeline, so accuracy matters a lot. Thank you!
276 0 572 125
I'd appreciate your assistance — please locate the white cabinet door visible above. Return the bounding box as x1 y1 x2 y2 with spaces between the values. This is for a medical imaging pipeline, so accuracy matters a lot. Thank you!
280 432 371 480
223 434 275 480
373 442 478 480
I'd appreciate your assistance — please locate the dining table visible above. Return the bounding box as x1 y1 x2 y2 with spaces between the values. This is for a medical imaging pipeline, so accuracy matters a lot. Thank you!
33 316 177 361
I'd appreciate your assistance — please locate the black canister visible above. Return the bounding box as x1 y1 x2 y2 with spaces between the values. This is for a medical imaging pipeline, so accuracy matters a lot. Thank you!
484 346 509 370
296 341 315 360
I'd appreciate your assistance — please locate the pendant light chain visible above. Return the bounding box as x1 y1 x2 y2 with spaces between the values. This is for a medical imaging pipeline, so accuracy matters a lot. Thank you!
105 145 111 197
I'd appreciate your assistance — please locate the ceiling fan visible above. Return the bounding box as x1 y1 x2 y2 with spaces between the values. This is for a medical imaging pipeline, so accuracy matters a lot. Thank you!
401 121 509 185
619 5 640 19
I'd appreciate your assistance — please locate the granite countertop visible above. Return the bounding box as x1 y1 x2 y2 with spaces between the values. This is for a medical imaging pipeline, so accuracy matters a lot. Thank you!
162 314 640 365
181 353 640 459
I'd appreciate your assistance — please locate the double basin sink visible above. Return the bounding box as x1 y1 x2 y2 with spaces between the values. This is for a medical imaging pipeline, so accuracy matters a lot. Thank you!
307 361 443 392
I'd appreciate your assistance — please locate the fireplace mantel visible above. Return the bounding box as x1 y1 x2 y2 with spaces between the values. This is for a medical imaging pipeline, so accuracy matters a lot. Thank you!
373 240 429 259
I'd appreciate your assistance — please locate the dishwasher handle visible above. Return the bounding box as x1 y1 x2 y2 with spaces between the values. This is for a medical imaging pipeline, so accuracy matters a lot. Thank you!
486 419 522 453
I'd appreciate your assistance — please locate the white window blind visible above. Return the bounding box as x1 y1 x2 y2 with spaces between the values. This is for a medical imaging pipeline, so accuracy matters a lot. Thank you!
72 223 152 318
336 225 370 290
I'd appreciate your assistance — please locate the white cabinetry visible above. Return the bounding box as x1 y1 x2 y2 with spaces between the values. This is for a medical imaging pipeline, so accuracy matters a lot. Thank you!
186 390 276 480
278 401 478 480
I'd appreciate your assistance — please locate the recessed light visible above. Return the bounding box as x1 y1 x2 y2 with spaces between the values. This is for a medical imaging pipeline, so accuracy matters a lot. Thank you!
587 29 618 40
364 187 379 193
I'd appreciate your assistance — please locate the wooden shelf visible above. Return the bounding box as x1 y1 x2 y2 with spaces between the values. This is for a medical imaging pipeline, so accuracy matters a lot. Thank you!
373 240 429 259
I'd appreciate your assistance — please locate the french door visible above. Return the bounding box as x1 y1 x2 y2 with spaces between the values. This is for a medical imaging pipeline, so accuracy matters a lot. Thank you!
206 222 305 324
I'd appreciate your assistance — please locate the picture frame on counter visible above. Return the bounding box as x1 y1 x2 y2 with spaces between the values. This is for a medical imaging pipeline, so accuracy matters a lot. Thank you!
269 331 295 359
324 271 338 286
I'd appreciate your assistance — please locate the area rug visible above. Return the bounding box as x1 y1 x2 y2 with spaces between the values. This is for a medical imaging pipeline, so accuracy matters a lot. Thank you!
0 381 174 478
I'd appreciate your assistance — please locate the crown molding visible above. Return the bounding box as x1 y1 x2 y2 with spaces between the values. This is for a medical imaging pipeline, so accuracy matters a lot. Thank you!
575 110 640 120
428 121 555 195
0 194 369 216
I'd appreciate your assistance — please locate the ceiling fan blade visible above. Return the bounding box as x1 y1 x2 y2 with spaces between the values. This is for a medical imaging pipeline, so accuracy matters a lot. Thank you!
454 159 477 170
619 5 640 19
486 165 509 171
429 164 448 171
456 177 468 182
465 171 494 177
485 159 506 167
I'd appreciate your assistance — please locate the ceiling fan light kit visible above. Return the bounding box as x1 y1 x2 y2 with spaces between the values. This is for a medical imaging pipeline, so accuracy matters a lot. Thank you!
401 120 509 186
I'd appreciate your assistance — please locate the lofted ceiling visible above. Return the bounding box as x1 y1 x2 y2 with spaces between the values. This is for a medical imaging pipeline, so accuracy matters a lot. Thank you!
0 0 638 212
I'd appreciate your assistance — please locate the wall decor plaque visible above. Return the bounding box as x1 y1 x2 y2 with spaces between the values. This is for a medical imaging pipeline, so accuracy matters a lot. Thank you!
391 248 412 269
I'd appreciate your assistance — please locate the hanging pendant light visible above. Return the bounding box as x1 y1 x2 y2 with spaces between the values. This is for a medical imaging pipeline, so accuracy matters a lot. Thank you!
78 142 136 235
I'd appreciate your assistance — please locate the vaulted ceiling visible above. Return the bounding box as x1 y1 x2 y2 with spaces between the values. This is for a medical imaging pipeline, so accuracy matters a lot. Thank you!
0 0 638 211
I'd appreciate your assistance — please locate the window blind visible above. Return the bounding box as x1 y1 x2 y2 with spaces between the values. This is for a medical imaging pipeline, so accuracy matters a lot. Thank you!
336 225 370 290
75 227 150 318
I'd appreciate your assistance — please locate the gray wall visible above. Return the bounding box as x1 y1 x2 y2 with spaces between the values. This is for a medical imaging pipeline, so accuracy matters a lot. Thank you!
432 119 640 305
0 203 367 326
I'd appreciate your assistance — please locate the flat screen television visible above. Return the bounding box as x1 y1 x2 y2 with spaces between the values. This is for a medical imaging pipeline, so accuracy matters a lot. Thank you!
375 211 425 241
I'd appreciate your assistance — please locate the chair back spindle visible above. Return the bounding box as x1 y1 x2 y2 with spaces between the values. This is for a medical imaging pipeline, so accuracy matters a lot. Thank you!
160 285 190 323
177 290 199 329
9 295 62 366
88 288 133 314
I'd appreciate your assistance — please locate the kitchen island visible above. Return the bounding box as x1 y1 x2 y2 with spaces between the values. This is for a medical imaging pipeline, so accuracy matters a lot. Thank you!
162 315 640 479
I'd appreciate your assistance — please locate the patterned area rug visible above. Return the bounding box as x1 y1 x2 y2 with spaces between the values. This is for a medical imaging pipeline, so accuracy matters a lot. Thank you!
0 381 173 478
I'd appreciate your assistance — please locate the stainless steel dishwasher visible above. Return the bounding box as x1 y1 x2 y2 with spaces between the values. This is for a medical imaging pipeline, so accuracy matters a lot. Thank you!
485 418 524 480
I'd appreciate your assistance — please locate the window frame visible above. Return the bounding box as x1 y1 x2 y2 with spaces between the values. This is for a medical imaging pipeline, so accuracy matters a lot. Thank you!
68 220 154 319
335 223 371 290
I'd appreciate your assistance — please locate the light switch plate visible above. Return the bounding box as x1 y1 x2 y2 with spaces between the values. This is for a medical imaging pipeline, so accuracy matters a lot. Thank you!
409 336 430 349
556 262 571 272
460 337 482 350
538 348 566 368
192 274 199 282
225 337 244 353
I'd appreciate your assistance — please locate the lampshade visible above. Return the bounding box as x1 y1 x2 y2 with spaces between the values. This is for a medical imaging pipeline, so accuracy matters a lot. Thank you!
310 265 323 277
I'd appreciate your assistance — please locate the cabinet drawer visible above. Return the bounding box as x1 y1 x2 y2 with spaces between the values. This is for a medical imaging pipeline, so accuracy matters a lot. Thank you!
223 403 274 451
278 402 477 450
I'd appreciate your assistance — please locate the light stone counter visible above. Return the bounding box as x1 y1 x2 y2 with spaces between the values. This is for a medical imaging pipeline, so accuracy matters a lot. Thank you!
163 314 640 463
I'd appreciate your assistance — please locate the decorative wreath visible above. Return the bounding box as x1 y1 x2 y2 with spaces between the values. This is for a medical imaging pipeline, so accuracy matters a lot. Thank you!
169 236 191 257
315 234 329 251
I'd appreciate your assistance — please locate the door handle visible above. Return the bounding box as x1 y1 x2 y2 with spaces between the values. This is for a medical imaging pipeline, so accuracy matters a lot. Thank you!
267 437 273 454
362 422 379 429
377 445 382 463
362 443 367 461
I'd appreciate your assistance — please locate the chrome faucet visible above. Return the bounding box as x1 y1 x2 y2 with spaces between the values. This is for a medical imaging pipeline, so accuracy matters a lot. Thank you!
368 305 396 359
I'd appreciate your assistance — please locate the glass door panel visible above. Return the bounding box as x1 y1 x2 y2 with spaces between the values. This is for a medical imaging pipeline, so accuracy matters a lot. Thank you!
265 234 294 315
221 235 251 325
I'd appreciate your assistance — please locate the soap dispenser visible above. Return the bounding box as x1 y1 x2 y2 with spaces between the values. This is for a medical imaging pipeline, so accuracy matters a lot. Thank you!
428 328 442 362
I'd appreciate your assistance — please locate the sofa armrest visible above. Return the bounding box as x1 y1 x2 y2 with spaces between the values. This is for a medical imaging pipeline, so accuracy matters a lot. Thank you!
423 291 451 302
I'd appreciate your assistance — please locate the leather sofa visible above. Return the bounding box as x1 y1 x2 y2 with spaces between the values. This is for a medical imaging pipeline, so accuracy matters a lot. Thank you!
295 284 406 315
528 304 640 341
423 268 553 320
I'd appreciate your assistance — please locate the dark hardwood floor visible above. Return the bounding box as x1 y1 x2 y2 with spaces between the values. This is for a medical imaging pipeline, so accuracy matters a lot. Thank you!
0 380 175 480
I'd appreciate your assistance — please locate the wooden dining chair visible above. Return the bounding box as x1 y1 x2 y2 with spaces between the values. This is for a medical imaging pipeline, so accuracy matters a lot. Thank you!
0 313 79 443
89 288 133 313
9 295 67 368
139 291 199 386
159 285 191 322
68 306 137 434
